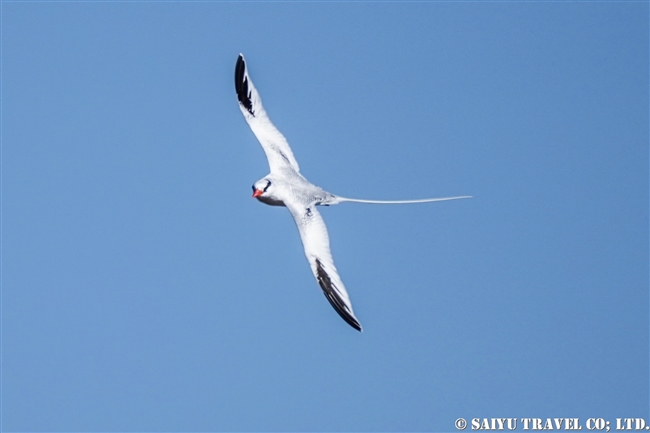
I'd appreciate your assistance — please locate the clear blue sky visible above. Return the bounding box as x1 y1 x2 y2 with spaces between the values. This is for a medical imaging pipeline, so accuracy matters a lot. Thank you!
3 2 648 431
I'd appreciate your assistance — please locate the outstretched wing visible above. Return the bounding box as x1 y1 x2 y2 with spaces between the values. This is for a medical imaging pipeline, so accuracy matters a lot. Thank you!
235 54 301 173
286 202 362 331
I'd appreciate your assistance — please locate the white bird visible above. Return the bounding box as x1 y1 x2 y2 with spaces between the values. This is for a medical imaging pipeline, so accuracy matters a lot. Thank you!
235 54 470 331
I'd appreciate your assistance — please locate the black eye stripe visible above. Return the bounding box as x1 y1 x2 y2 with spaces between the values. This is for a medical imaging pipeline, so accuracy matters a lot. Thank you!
263 181 271 192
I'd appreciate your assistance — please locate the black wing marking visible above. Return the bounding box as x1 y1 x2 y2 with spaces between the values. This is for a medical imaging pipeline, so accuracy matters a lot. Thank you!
235 54 254 116
315 259 362 332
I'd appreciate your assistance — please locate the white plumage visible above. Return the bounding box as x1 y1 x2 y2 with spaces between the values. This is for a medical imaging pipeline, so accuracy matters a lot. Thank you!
235 54 470 331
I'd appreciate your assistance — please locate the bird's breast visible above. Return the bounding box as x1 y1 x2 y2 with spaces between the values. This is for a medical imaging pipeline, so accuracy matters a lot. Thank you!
256 196 286 207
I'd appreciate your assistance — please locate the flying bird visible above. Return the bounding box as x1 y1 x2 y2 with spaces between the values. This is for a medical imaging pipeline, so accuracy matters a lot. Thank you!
235 54 470 331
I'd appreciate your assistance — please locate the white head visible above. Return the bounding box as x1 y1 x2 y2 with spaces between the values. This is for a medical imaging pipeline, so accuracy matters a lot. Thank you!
252 178 272 198
251 177 285 206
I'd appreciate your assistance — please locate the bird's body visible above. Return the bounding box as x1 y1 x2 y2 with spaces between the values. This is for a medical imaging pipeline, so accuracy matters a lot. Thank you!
255 172 333 208
235 54 470 331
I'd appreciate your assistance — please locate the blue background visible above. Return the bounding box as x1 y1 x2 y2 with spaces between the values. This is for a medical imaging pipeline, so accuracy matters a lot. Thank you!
3 2 648 431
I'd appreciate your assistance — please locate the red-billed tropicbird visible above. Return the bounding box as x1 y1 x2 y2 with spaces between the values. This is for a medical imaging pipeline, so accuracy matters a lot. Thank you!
235 54 470 332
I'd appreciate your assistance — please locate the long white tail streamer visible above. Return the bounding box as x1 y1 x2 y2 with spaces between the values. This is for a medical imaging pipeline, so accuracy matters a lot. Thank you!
333 195 472 205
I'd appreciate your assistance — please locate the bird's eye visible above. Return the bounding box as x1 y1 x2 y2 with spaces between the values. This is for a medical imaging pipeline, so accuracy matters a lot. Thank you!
263 181 271 192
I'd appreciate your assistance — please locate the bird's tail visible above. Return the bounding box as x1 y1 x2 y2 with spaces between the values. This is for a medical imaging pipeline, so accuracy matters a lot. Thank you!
330 195 472 205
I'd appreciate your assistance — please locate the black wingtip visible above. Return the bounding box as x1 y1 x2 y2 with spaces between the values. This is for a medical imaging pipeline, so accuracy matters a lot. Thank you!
235 54 254 115
315 259 363 332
